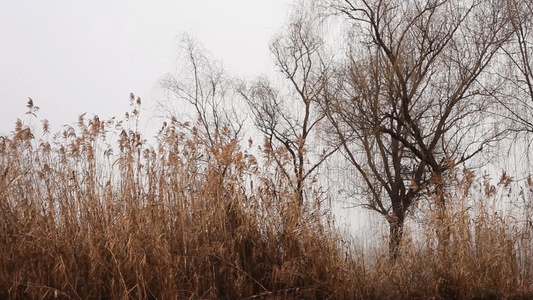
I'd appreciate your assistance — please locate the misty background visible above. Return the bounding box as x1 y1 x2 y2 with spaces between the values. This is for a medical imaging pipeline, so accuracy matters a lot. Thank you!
0 1 292 135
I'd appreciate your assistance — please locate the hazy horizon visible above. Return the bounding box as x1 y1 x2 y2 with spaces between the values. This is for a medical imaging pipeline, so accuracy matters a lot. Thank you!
0 1 293 135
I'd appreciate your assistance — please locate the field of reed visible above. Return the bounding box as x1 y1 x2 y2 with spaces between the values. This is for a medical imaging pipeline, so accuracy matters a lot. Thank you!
1 99 533 299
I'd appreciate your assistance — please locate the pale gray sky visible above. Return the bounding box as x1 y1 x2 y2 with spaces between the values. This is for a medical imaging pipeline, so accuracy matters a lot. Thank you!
0 1 293 135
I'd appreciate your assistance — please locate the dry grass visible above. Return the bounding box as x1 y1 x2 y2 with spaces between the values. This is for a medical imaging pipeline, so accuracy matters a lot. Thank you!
355 173 533 300
1 101 533 299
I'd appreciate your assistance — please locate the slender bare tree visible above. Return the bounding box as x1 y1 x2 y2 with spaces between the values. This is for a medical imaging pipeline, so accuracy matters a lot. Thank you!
160 35 246 183
498 0 533 135
240 8 338 211
161 35 244 147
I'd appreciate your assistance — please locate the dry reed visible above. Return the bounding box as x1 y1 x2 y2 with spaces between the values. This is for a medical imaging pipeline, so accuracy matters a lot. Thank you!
1 100 532 299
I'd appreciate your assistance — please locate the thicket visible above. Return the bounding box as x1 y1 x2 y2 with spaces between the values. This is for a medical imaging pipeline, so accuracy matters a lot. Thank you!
0 98 532 299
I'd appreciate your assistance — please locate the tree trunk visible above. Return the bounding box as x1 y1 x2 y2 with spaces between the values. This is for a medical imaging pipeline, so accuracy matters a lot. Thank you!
388 214 405 260
434 172 450 259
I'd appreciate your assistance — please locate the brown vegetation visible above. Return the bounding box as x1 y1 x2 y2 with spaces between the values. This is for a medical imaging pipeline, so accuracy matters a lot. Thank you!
0 98 532 299
2 0 533 298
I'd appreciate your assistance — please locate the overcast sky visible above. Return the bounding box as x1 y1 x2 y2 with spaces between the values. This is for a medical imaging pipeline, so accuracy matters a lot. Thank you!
0 1 294 135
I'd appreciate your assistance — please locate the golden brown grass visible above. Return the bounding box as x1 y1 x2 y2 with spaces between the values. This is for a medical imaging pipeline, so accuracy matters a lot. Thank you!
1 101 533 299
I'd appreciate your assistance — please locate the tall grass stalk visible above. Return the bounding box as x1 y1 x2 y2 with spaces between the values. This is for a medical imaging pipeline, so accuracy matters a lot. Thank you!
1 101 532 299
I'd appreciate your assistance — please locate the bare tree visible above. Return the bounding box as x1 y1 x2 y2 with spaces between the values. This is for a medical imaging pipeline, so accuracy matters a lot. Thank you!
498 0 533 135
326 0 515 257
161 35 244 146
160 35 245 181
240 9 338 211
323 54 424 258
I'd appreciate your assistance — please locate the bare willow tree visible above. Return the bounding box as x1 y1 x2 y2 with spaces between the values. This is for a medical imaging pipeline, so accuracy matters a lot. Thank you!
240 8 338 211
325 0 515 256
161 35 244 146
496 0 533 145
160 35 245 182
